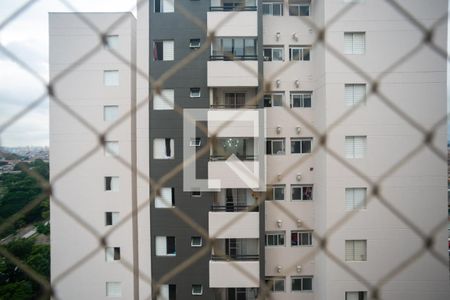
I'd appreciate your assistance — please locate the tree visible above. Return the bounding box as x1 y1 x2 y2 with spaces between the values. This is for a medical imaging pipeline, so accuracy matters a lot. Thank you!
0 281 33 300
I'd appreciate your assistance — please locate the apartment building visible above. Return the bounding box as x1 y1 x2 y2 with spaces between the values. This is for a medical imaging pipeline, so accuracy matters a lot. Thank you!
49 1 449 299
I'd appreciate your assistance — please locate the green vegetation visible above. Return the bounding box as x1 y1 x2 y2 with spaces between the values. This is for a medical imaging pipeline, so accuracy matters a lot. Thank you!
0 160 49 239
0 160 50 299
0 239 49 299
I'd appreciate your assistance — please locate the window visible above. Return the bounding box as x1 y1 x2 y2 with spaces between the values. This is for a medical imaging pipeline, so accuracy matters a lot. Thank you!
153 89 174 110
344 32 365 54
105 247 121 262
105 176 119 192
158 284 176 300
189 137 201 147
191 236 202 247
291 138 312 154
153 138 175 159
266 185 285 200
191 191 201 197
191 284 203 295
346 291 368 300
345 240 367 261
264 93 283 107
265 232 285 246
154 0 174 13
106 282 121 297
105 35 119 49
224 93 246 108
262 2 283 16
155 236 176 256
345 188 366 210
263 47 284 61
189 38 201 48
211 38 257 60
290 92 312 108
345 84 366 106
266 138 285 155
103 105 119 121
292 276 313 291
289 46 311 61
291 231 312 246
155 187 175 208
190 88 201 98
345 136 367 159
104 141 119 157
153 40 174 61
291 185 313 201
103 70 119 86
105 212 119 226
289 3 310 16
265 277 285 292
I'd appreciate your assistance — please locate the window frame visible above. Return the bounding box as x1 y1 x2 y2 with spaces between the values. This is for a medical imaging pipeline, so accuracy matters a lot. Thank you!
105 176 119 192
191 236 202 247
191 284 203 296
344 84 366 106
345 136 367 159
104 35 119 50
189 137 201 147
289 46 311 61
266 138 286 155
105 247 121 262
345 291 368 300
345 240 367 261
155 187 175 208
265 231 286 246
153 138 175 159
345 187 367 210
105 212 119 226
263 46 284 61
290 138 312 154
344 32 366 55
266 185 285 200
262 2 284 16
290 92 312 108
264 93 284 107
291 184 313 201
154 0 175 13
103 105 119 121
153 40 175 61
103 70 119 86
106 282 122 297
288 4 310 16
190 87 201 98
291 276 313 292
265 277 285 292
291 230 313 246
189 38 201 49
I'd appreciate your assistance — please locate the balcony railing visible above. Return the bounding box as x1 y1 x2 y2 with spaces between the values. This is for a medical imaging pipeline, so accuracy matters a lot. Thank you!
210 5 257 11
209 155 256 161
210 55 258 61
211 254 259 261
210 104 258 109
211 205 258 212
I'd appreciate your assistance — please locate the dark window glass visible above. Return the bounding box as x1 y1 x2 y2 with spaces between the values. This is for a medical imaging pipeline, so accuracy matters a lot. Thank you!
303 278 312 290
264 95 272 107
105 177 112 190
303 186 313 200
302 140 311 153
169 284 176 300
274 187 284 200
264 48 272 61
167 236 176 254
304 94 312 107
291 140 301 153
292 278 302 291
154 0 161 12
291 232 298 246
300 5 310 16
266 140 272 154
292 187 302 200
113 247 121 260
106 212 112 225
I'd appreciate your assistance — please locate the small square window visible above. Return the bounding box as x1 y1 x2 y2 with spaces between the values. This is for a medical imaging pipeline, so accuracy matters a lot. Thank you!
191 191 201 197
105 176 119 192
190 137 201 147
105 35 119 49
104 141 119 157
103 105 119 121
189 39 201 48
106 282 122 297
105 247 120 262
191 236 202 247
104 70 119 86
191 284 203 295
190 88 201 98
105 212 119 226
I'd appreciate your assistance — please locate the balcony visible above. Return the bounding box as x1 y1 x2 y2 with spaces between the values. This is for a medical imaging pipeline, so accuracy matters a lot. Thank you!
209 211 259 238
209 260 260 288
213 288 258 300
208 1 257 36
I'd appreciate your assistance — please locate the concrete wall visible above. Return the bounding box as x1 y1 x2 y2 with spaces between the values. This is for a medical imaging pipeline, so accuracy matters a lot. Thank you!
50 12 138 300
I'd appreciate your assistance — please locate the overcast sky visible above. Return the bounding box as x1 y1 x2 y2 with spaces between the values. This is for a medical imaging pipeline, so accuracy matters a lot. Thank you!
0 0 136 147
0 1 449 147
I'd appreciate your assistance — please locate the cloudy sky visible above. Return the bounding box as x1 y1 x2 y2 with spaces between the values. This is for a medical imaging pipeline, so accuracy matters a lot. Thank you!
0 0 136 147
0 1 449 147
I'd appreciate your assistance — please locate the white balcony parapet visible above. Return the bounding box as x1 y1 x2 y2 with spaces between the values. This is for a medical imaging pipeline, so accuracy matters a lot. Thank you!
209 260 260 288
